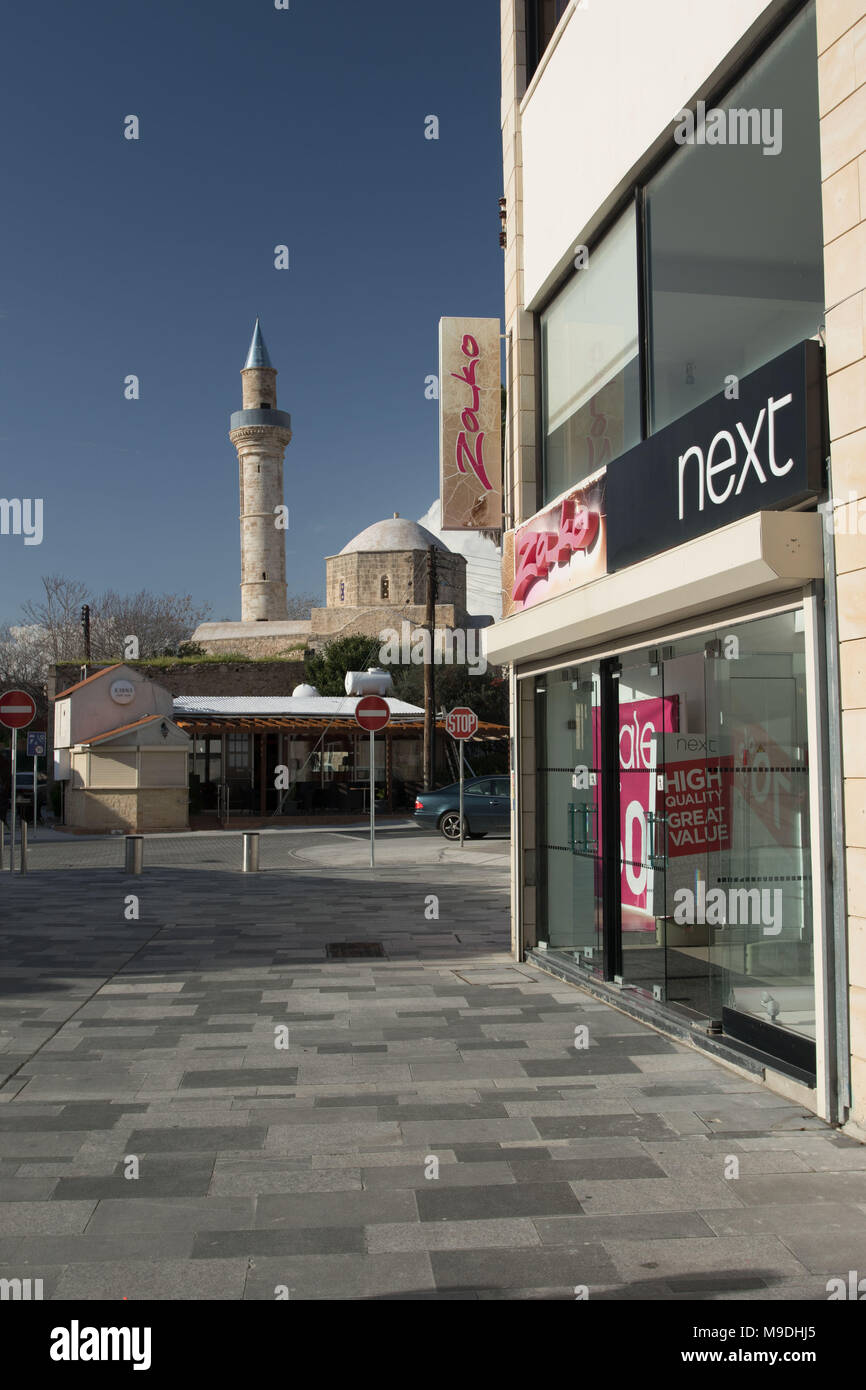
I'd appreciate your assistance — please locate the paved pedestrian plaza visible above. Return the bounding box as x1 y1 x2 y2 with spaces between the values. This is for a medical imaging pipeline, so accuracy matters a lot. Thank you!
0 825 864 1300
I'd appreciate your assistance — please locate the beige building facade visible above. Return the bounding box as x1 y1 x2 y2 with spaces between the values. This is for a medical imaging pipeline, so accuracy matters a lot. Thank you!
491 0 865 1132
53 665 190 833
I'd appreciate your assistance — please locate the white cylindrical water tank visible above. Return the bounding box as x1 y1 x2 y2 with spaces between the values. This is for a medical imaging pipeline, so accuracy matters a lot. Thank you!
344 667 394 696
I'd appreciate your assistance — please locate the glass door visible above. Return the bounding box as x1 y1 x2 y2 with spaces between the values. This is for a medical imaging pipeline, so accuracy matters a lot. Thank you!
617 653 674 999
703 612 815 1074
536 664 604 973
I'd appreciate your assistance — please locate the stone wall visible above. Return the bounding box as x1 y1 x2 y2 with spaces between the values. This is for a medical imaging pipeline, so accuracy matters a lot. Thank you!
51 661 307 699
325 549 467 613
308 603 462 647
818 0 866 1131
64 787 188 833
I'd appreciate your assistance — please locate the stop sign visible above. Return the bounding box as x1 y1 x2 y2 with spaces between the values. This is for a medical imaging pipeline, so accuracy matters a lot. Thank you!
445 706 478 739
355 694 391 732
0 689 36 730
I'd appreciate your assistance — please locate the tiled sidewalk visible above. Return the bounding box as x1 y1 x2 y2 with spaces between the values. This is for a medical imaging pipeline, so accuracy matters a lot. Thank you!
0 844 864 1300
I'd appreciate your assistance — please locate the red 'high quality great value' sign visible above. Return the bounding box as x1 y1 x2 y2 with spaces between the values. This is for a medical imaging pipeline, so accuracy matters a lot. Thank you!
662 734 733 858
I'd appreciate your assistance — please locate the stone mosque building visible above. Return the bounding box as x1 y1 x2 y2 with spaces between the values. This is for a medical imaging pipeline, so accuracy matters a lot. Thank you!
192 320 488 659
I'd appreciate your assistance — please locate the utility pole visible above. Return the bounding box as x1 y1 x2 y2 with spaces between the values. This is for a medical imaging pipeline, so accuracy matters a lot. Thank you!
423 545 436 790
81 605 91 680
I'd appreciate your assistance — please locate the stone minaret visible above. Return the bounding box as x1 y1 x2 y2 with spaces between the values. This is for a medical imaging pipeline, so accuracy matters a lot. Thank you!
229 318 293 621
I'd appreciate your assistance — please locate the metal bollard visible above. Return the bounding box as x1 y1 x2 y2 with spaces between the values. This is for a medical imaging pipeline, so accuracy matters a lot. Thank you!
125 835 143 876
18 820 27 875
242 831 260 873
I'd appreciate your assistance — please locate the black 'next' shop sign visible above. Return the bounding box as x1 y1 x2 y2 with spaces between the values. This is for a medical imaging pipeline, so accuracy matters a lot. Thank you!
605 340 824 571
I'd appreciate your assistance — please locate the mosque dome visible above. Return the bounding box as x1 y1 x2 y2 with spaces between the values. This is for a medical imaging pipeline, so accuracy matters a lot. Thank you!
339 513 451 555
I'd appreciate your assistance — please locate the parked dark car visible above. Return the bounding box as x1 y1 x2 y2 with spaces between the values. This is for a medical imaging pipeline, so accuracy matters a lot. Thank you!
414 775 511 840
5 771 49 825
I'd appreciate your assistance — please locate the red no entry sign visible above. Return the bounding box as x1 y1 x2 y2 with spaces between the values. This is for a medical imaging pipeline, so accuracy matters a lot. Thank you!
0 689 36 730
355 694 391 732
445 706 478 739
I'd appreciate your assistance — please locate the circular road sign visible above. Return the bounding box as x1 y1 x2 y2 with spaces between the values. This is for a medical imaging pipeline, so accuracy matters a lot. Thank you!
355 694 391 732
445 707 478 740
0 689 37 730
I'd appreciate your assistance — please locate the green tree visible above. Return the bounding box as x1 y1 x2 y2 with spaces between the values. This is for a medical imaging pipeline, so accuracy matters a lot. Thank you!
304 635 386 695
304 633 508 725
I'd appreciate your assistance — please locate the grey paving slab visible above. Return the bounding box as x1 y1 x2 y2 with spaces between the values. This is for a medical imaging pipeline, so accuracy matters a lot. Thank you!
54 1257 249 1301
367 1218 541 1252
731 1172 866 1206
84 1197 256 1234
255 1191 417 1229
774 1228 866 1274
602 1234 809 1283
416 1182 582 1223
124 1125 267 1152
429 1245 619 1292
532 1113 678 1141
9 1231 195 1264
192 1227 365 1257
241 1252 436 1300
360 1161 515 1190
535 1212 715 1243
0 1200 96 1235
572 1178 745 1213
700 1201 866 1236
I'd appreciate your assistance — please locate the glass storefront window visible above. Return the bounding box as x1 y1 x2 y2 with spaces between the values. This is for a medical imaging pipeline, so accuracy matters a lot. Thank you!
645 1 823 433
532 608 815 1074
540 209 641 504
535 665 604 967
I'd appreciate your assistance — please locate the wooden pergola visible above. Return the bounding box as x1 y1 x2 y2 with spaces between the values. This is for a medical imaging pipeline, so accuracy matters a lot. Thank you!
174 713 509 816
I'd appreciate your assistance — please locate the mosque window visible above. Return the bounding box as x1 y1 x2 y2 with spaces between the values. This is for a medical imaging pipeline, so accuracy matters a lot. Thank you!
339 581 345 602
380 576 390 600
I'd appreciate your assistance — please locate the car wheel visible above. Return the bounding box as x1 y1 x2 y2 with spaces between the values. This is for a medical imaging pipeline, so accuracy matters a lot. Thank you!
439 811 467 841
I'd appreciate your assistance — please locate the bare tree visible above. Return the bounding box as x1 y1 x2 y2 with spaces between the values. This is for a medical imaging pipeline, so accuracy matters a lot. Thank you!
285 592 321 620
14 574 211 666
0 624 52 705
89 588 211 659
20 575 89 664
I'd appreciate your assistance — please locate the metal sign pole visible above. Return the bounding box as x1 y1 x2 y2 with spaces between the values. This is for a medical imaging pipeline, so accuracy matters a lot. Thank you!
10 731 17 873
33 753 38 832
459 737 464 847
370 729 375 870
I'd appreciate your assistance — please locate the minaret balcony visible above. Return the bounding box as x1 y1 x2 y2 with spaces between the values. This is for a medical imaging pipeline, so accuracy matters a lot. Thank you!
230 407 292 432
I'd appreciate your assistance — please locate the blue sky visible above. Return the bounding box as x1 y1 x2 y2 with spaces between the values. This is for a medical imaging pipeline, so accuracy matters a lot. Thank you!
0 0 503 623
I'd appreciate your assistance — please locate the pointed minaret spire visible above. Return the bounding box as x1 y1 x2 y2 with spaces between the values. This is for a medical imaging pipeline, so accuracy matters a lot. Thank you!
230 318 292 622
244 316 274 369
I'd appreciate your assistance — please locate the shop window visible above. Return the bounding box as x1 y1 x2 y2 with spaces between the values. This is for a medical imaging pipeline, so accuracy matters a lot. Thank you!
526 0 570 84
532 608 816 1074
540 208 641 504
645 2 823 433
